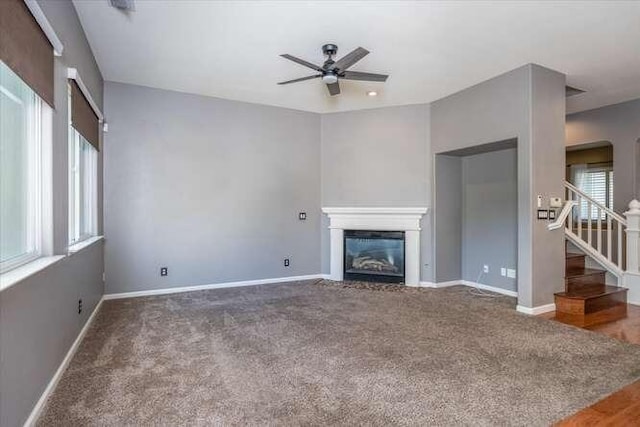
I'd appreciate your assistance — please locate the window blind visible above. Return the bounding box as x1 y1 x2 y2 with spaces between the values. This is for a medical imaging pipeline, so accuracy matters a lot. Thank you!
578 167 613 220
70 80 100 151
0 0 54 107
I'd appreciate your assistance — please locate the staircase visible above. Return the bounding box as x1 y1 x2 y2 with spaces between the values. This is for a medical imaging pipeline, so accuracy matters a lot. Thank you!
550 181 631 327
555 251 628 327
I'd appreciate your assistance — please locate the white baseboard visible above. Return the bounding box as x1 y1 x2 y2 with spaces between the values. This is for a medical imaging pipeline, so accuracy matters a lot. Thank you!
420 280 460 288
461 281 518 298
24 296 104 427
103 274 325 300
419 280 518 297
516 303 556 315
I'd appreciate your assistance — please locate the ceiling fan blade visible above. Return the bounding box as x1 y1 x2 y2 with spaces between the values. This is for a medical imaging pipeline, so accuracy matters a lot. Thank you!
332 47 369 71
277 75 322 85
341 71 388 82
326 81 341 96
280 54 323 72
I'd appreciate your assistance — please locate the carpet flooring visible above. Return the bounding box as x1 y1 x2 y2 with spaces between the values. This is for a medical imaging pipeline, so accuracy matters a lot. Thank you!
39 280 640 426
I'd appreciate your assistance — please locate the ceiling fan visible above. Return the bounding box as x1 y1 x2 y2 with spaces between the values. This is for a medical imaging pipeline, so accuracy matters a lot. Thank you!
278 44 388 96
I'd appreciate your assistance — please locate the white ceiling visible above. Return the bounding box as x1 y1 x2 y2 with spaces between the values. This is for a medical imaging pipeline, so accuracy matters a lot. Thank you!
72 0 640 114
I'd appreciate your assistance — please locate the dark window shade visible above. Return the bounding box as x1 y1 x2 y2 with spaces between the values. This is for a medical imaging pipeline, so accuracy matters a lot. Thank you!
70 81 99 151
0 0 54 107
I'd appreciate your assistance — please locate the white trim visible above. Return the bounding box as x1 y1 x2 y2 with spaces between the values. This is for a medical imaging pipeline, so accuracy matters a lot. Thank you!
23 0 64 56
322 207 428 232
67 235 104 255
461 280 518 297
0 256 65 292
23 296 104 427
548 200 577 231
423 280 461 288
322 207 428 286
417 281 435 287
623 271 640 306
322 207 430 215
516 303 556 315
66 68 104 122
104 274 324 300
420 279 518 297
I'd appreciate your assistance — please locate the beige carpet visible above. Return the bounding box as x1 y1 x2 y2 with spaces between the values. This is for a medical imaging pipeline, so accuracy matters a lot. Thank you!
39 280 640 426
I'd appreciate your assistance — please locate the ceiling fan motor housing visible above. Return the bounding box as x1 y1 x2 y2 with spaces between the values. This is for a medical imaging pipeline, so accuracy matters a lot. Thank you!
322 44 338 58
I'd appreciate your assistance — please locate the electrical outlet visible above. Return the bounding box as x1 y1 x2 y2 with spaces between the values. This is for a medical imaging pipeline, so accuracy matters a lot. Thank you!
483 265 489 273
298 212 307 220
284 258 290 267
501 267 507 276
507 268 516 279
160 267 168 276
78 299 82 314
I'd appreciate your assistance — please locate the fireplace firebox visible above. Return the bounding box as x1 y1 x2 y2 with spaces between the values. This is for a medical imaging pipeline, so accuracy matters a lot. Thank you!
343 230 405 283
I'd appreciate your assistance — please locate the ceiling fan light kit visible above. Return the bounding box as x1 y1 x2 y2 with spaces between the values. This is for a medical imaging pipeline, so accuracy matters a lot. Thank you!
278 44 388 96
322 74 338 84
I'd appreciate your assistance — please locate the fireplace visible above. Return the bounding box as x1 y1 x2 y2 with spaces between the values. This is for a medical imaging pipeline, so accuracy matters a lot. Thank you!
322 207 427 285
344 230 405 283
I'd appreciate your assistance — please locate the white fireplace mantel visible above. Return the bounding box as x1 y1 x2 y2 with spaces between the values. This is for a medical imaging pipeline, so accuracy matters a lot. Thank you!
322 207 428 286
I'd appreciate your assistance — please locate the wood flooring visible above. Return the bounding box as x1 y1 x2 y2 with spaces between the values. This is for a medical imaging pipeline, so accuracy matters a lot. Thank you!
543 304 640 425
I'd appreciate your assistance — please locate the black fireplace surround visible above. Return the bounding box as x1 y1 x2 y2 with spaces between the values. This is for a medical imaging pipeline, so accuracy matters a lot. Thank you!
343 230 405 283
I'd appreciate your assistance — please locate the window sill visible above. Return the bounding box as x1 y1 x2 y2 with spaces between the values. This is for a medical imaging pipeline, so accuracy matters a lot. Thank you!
68 235 104 255
0 256 66 293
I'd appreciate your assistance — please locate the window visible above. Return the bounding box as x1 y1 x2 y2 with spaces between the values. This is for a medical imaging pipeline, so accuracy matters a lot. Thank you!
0 61 43 272
68 114 98 245
572 164 614 220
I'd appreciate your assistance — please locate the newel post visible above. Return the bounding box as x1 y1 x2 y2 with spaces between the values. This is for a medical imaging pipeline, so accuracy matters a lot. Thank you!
624 199 640 274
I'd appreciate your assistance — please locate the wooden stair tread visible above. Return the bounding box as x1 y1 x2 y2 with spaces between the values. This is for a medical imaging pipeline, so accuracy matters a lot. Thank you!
565 267 606 279
565 252 585 259
555 285 627 300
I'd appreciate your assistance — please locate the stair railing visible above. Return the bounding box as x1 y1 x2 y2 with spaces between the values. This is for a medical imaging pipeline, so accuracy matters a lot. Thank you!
548 200 577 231
563 181 627 277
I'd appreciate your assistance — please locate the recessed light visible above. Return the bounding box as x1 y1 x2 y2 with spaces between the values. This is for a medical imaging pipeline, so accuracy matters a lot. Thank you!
367 91 378 97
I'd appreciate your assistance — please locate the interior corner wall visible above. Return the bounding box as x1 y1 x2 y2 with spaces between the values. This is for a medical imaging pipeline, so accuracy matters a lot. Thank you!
566 98 640 211
462 148 518 291
434 155 462 282
103 82 321 294
431 64 566 308
0 2 105 426
319 104 432 280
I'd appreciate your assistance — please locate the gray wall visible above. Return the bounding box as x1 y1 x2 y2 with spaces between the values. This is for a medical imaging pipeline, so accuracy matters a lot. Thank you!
320 104 431 279
0 2 105 426
462 149 518 291
0 244 104 427
431 64 566 308
566 98 640 211
434 155 462 282
103 82 321 294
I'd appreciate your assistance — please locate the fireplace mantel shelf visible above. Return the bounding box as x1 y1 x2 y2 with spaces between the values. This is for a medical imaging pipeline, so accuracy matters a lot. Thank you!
322 207 429 215
322 207 428 232
322 207 429 286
